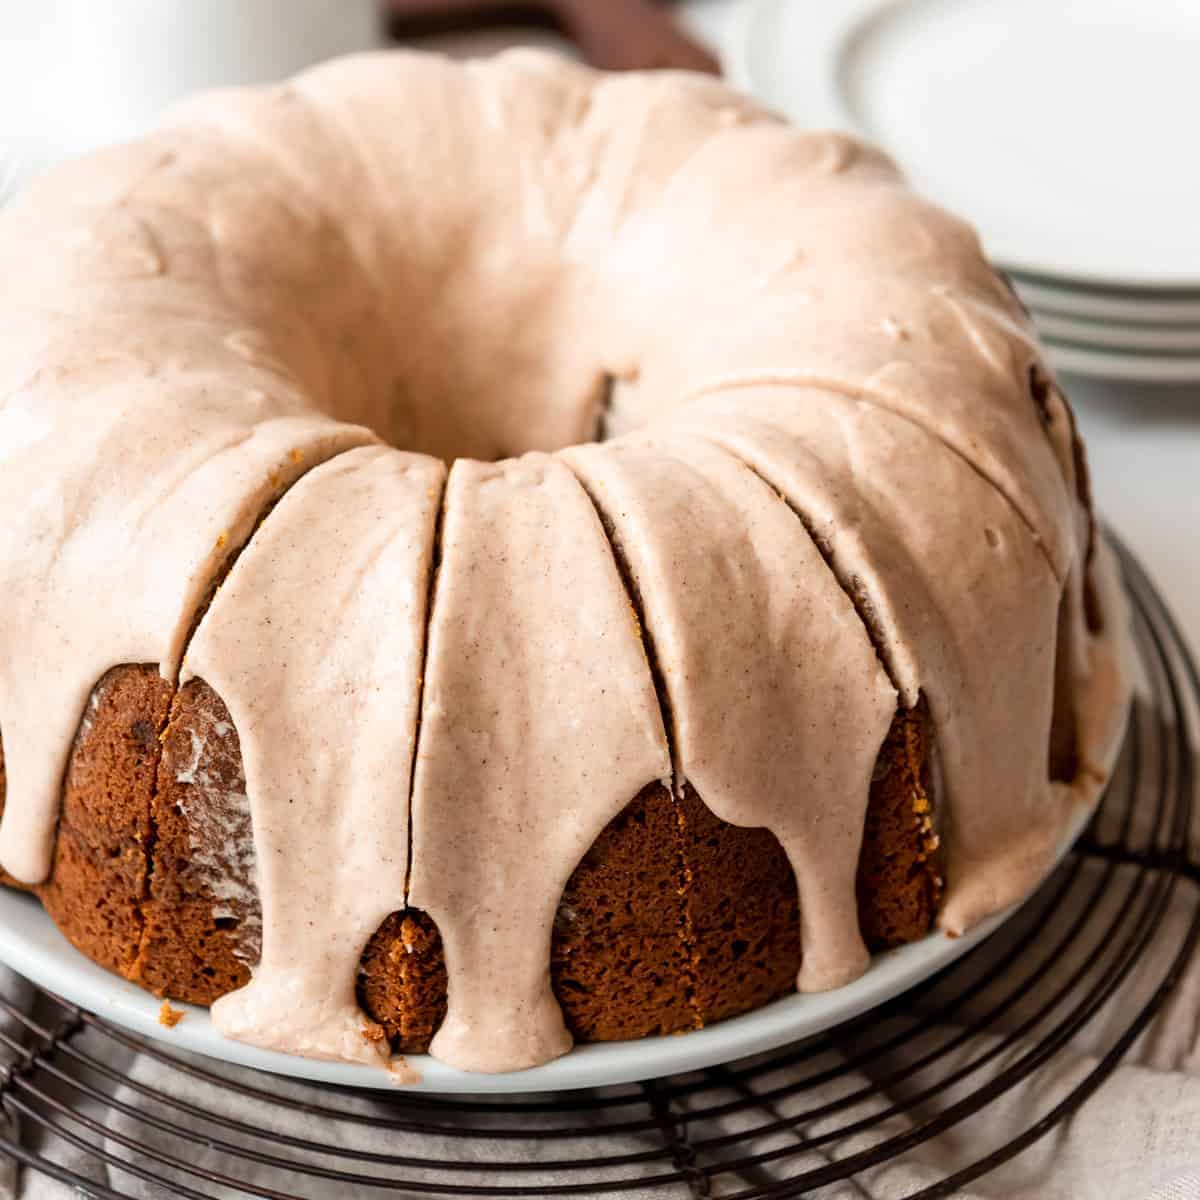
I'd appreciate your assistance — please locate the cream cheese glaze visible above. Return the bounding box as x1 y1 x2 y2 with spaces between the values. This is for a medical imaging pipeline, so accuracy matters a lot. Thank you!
407 455 669 1072
668 386 1086 930
564 434 896 993
182 445 443 1064
0 49 1131 1074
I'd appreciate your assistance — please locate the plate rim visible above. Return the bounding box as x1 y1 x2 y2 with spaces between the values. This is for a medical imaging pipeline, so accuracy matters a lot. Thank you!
1044 338 1200 383
1031 309 1200 354
1014 276 1200 326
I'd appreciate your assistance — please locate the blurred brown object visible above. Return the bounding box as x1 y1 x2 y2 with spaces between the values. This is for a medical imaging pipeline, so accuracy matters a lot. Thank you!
383 0 721 73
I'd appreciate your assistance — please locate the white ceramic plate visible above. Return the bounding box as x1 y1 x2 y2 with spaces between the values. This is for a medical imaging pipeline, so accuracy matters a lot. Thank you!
1014 275 1200 326
0 802 1093 1094
733 0 1200 289
1031 310 1200 354
1044 339 1200 384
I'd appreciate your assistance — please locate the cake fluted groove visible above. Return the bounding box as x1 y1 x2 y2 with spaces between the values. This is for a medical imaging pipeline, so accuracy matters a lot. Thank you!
0 416 377 887
126 440 376 995
402 466 449 916
175 446 372 676
406 454 672 1072
672 383 1117 935
563 433 898 995
692 432 905 699
679 370 1069 585
563 460 705 1034
127 680 178 990
180 445 445 1066
685 432 951 950
1027 365 1105 636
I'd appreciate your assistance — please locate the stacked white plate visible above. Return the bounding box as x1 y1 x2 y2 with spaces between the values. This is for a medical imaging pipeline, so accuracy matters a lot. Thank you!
730 0 1200 383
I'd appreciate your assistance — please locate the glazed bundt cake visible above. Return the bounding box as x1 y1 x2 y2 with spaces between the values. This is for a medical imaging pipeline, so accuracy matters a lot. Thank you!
0 50 1129 1074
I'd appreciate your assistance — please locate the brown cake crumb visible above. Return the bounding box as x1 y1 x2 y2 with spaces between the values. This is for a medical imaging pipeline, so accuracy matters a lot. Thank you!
158 1000 184 1028
387 1055 421 1086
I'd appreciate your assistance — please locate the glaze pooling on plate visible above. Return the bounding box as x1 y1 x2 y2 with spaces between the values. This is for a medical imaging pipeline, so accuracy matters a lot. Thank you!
0 50 1130 1074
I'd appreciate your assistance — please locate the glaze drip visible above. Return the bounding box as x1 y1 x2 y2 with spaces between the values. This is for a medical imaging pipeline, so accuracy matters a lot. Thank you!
407 455 669 1072
674 385 1124 924
565 434 897 992
184 446 443 1064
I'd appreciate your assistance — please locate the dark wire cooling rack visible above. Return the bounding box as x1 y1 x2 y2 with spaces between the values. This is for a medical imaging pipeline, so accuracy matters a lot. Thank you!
0 536 1195 1199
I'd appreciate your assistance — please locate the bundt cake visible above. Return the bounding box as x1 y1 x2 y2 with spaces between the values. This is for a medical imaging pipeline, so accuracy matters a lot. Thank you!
0 50 1130 1075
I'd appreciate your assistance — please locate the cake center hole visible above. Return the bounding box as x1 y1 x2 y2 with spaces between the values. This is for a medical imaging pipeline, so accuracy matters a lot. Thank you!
363 352 622 467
